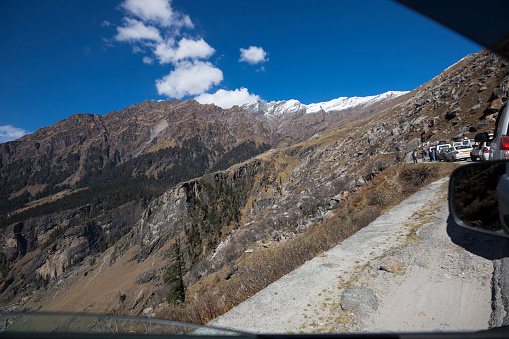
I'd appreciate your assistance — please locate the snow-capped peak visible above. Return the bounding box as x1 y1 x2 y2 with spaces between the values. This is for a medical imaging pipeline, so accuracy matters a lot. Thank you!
242 91 408 116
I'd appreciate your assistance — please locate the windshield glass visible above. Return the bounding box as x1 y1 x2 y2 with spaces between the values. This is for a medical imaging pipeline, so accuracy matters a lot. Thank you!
0 0 506 336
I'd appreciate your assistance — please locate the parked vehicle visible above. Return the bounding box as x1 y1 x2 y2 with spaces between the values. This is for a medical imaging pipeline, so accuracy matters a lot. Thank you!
435 143 451 161
471 141 492 161
490 102 509 160
462 139 474 147
445 145 473 161
481 142 491 161
470 144 481 161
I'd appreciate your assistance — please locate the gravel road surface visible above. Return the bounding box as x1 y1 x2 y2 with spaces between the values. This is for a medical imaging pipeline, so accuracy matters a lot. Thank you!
209 177 509 334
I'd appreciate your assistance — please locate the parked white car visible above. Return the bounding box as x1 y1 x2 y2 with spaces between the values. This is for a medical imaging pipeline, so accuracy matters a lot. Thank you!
462 139 475 147
470 141 492 161
481 142 492 161
445 145 473 161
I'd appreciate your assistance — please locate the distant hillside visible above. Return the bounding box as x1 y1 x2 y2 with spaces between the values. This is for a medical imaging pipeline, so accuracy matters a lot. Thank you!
0 100 272 228
244 91 410 146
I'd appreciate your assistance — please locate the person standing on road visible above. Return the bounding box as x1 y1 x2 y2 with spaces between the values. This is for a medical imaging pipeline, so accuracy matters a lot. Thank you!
396 154 402 165
421 150 427 162
428 149 433 162
412 150 418 163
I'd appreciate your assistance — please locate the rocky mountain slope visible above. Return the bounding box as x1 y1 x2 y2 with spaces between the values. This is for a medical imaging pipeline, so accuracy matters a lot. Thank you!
0 90 406 228
0 49 508 322
0 100 270 219
0 83 409 297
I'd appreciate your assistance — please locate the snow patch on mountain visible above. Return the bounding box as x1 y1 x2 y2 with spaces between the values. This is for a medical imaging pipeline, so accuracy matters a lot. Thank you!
242 91 409 117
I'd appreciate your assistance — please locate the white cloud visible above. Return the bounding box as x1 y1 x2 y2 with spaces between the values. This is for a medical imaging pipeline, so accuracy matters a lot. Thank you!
239 46 268 64
174 38 215 62
111 0 263 106
0 125 29 143
115 18 162 42
155 60 223 98
120 0 193 29
195 88 260 109
142 56 154 64
132 45 145 53
154 38 215 65
102 37 115 48
101 20 114 27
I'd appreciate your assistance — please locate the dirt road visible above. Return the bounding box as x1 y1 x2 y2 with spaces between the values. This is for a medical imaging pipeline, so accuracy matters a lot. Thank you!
208 177 509 334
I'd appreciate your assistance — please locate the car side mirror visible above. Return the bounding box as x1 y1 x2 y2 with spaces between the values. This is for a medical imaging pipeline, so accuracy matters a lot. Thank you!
449 160 509 238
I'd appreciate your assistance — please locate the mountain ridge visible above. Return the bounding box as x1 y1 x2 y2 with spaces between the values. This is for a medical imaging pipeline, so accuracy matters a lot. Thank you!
241 90 409 117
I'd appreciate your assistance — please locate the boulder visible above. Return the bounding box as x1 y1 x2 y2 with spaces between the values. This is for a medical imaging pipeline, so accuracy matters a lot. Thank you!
341 286 378 315
487 98 504 113
445 108 461 121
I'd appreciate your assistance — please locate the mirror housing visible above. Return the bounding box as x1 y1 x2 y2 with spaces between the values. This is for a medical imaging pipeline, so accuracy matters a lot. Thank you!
449 160 509 238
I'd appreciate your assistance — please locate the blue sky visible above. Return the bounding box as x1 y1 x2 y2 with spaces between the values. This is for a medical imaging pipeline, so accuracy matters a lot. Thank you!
0 0 482 143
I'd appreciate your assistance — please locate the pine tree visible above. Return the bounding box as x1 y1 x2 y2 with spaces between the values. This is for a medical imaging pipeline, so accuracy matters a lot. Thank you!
163 241 185 305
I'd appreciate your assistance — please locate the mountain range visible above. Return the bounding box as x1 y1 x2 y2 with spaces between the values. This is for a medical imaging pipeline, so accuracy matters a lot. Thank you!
241 91 408 116
0 49 507 321
0 89 408 230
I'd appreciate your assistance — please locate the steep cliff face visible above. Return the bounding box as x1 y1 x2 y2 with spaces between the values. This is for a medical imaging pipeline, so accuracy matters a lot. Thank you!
112 157 268 268
0 201 144 301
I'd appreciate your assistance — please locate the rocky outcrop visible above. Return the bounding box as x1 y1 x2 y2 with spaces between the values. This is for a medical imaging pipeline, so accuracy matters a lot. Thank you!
0 91 409 226
111 158 268 270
